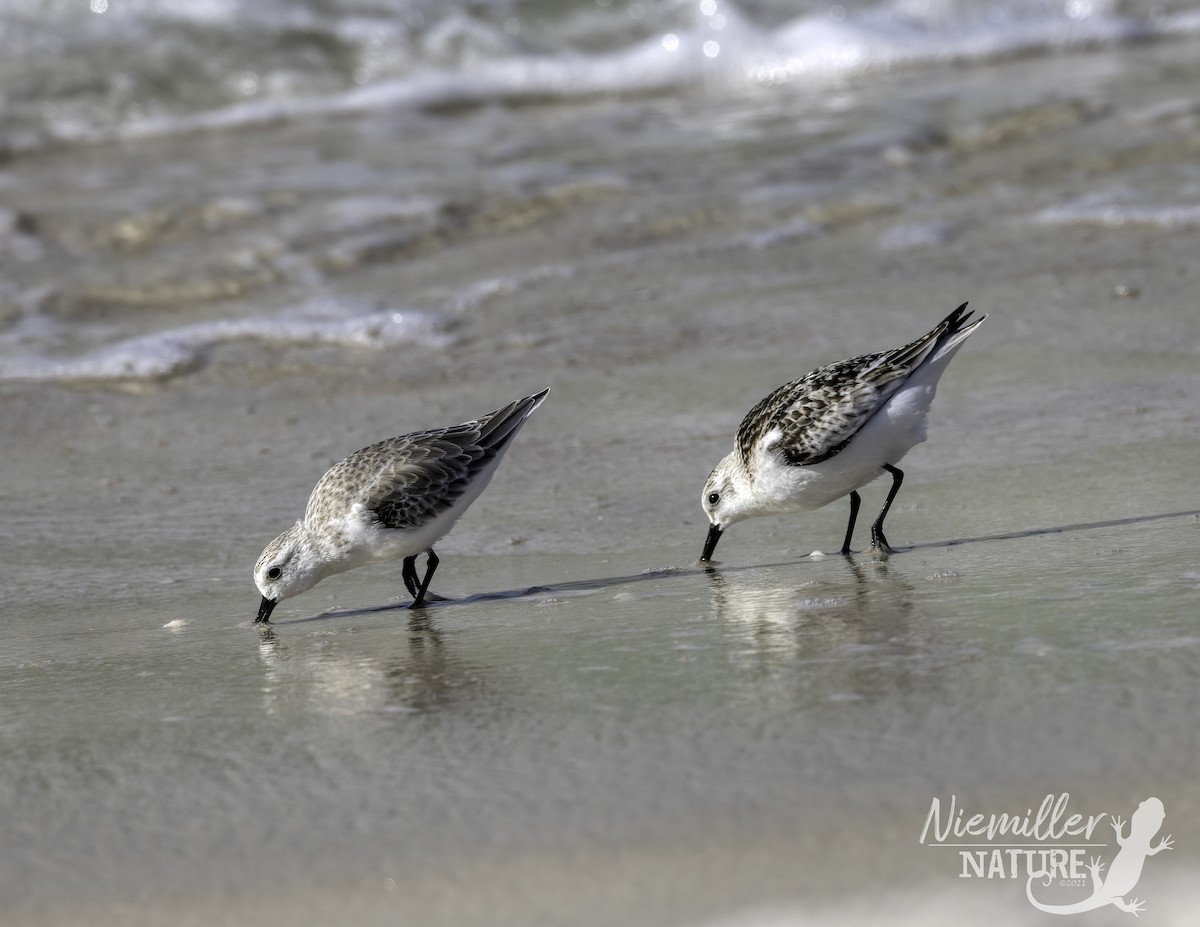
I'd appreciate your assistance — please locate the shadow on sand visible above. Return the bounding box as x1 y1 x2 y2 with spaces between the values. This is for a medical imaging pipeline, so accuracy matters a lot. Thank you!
267 508 1200 626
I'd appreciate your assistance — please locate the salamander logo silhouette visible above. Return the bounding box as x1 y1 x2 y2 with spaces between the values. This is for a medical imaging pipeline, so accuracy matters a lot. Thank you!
1025 797 1173 917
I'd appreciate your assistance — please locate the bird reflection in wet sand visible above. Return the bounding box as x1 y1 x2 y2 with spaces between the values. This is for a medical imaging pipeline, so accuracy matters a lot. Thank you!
254 616 495 717
381 616 492 715
701 558 956 705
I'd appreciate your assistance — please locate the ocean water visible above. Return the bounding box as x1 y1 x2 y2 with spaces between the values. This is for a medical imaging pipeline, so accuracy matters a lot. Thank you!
3 1 1200 924
3 0 1200 386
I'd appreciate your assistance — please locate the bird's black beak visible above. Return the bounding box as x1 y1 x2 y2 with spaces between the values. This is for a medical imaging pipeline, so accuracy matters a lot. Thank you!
255 596 277 624
700 524 723 563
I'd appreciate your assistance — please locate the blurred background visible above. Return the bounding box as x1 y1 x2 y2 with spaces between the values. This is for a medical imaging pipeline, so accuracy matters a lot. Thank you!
3 0 1199 384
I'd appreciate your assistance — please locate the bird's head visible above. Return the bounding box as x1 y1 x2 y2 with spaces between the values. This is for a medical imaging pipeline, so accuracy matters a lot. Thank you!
700 455 754 562
253 523 325 622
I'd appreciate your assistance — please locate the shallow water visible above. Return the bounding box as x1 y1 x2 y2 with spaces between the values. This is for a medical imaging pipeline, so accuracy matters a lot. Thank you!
3 1 1200 924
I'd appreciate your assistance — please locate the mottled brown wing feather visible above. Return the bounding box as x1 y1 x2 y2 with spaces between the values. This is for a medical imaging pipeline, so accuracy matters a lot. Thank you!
304 423 491 531
736 352 908 466
366 432 488 529
735 304 974 467
301 389 547 533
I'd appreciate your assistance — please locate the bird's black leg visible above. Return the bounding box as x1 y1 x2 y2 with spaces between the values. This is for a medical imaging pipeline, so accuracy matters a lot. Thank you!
410 548 440 609
840 490 861 555
401 556 420 598
870 464 904 554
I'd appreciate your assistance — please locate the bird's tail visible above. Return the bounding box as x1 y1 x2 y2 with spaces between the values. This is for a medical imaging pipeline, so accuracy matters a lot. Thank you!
881 302 986 375
929 302 987 361
477 388 550 451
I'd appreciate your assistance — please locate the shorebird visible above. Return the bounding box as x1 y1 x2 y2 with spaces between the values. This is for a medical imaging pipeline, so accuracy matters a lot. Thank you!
254 389 548 622
700 304 984 561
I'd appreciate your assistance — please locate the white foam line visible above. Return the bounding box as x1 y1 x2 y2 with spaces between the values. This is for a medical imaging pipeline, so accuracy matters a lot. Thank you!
0 307 450 383
62 10 1197 148
1033 201 1200 229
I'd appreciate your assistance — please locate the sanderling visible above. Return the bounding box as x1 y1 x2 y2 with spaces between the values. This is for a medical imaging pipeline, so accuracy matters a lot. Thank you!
700 304 984 562
253 388 549 622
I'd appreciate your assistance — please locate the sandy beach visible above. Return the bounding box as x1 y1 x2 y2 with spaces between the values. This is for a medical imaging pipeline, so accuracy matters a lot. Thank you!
3 3 1199 924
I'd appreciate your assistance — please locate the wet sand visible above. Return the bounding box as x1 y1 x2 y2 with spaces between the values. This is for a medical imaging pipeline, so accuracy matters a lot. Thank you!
5 265 1199 925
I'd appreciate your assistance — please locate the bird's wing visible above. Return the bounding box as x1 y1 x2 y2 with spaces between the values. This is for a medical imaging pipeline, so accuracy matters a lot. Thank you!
736 303 979 468
304 423 488 531
736 352 912 467
301 389 547 533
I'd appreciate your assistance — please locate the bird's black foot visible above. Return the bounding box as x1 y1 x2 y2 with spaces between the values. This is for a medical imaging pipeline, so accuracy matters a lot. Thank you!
868 527 895 556
866 465 903 557
407 549 440 609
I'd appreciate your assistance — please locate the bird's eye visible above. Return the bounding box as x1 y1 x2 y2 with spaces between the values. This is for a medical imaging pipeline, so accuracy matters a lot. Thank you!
267 566 282 580
707 492 720 506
